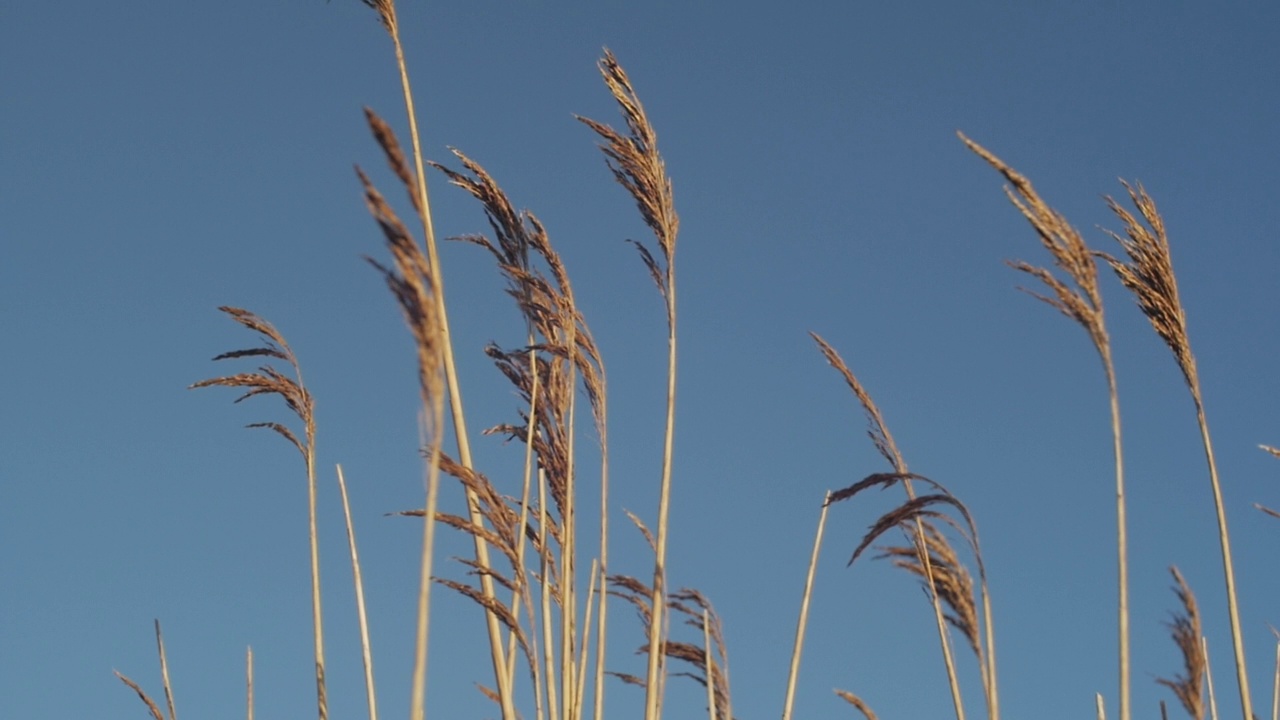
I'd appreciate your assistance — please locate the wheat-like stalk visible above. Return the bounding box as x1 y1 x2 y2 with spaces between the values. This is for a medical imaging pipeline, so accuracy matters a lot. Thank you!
578 49 679 720
960 133 1127 720
246 646 254 720
190 306 327 720
356 3 517 713
1100 181 1253 720
812 333 994 720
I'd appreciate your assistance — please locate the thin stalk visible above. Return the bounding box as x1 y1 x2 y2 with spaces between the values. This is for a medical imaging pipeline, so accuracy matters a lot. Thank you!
981 567 999 720
246 647 254 720
574 560 600 720
154 620 178 720
304 447 327 720
593 417 611 720
1194 399 1253 720
562 361 580 720
336 465 379 720
643 271 678 720
409 408 445 720
378 7 515 716
781 492 831 720
1204 637 1221 720
539 467 561 720
504 347 541 699
703 609 718 720
1097 694 1106 720
1101 349 1130 720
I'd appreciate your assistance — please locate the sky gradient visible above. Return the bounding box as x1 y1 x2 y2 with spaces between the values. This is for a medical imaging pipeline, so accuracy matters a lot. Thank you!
4 2 1280 719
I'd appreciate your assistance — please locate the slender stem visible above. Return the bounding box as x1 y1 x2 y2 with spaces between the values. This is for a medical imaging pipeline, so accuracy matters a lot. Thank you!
336 465 379 720
574 560 600 720
981 569 999 720
1102 352 1130 720
1193 397 1253 720
643 276 678 720
593 414 610 720
539 468 561 720
154 620 178 720
409 409 445 720
703 609 718 720
1204 636 1221 720
305 451 327 720
384 15 515 719
504 347 540 695
246 647 254 720
781 493 831 720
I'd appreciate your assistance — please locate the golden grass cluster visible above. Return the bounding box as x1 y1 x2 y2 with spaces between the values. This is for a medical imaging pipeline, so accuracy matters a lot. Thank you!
114 3 1280 720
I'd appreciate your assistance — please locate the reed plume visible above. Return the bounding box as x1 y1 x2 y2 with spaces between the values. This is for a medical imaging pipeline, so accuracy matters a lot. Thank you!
812 334 997 720
358 105 452 720
960 132 1128 720
1157 567 1206 720
190 307 327 720
1099 180 1254 720
578 49 679 720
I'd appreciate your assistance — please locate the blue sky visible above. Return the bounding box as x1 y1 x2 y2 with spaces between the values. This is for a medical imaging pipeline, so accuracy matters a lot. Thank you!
4 2 1280 719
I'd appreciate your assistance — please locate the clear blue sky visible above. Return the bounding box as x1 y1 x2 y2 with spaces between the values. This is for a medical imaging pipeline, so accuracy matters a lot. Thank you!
4 2 1279 719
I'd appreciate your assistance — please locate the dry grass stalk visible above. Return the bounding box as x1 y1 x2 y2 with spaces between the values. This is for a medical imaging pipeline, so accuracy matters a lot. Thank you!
1100 181 1253 720
835 689 880 720
246 646 254 720
154 620 178 720
578 49 679 720
781 491 832 720
1203 637 1221 720
434 147 615 720
336 465 379 720
1157 567 1206 720
116 620 178 720
960 133 1129 720
812 334 991 720
190 307 327 720
357 1 517 714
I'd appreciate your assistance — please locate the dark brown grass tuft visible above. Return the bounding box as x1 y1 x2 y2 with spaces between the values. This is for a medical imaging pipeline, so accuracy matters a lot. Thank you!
190 306 315 458
1157 567 1205 720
